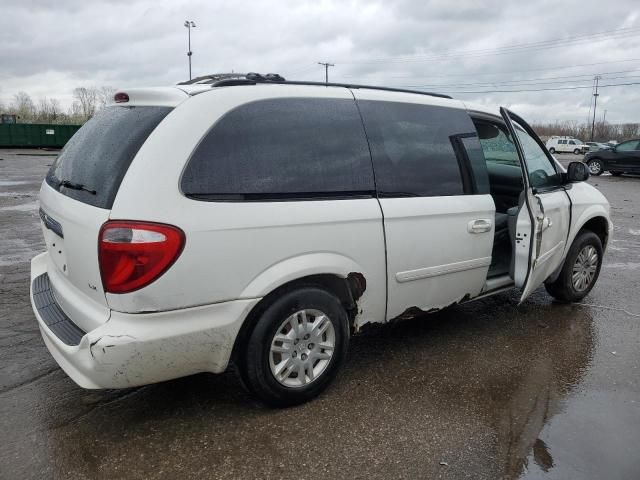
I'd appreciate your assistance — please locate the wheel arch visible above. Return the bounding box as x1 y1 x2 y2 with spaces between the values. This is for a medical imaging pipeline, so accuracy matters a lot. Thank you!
580 215 610 249
230 256 369 367
547 207 610 285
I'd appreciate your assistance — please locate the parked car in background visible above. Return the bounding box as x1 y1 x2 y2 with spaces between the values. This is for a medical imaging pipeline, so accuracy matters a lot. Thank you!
545 136 590 154
585 141 609 152
30 74 612 406
584 138 640 175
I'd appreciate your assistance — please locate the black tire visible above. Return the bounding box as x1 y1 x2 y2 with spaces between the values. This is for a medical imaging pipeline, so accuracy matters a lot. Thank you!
573 148 581 155
587 158 604 176
545 230 603 302
241 287 350 407
548 147 556 154
610 171 623 176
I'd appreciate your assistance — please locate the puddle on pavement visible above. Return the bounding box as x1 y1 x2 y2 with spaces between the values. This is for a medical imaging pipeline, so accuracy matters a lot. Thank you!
604 262 640 270
0 180 29 187
0 201 39 212
14 293 599 480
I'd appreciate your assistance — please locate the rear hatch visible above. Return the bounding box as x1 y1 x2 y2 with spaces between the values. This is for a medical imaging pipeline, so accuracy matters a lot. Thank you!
40 105 172 332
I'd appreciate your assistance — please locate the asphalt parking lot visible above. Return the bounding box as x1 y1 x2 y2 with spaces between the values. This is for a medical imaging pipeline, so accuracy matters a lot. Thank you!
1 150 639 479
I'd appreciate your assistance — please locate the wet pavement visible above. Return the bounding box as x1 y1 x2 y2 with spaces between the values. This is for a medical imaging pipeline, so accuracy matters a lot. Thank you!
1 150 639 479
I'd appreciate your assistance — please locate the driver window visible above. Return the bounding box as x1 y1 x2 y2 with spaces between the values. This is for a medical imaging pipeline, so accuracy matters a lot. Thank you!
513 123 562 189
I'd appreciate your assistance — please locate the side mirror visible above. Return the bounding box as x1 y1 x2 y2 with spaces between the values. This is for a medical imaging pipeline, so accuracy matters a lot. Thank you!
567 161 590 182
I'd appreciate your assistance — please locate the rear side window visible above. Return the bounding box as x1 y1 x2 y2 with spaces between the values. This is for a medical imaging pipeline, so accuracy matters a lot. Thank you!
46 106 172 209
181 98 375 200
356 100 486 197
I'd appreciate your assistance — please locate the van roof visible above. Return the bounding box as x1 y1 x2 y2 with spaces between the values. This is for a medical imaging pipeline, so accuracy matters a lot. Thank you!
116 73 503 115
177 72 452 100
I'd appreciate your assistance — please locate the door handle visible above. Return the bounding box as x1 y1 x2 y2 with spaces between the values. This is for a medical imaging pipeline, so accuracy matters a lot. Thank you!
541 216 553 231
468 219 492 234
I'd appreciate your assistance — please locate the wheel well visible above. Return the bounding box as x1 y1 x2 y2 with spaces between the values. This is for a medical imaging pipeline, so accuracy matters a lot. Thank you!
229 273 366 367
581 216 609 248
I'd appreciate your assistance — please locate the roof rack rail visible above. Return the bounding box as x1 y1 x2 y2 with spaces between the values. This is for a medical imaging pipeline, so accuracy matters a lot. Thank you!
190 72 452 99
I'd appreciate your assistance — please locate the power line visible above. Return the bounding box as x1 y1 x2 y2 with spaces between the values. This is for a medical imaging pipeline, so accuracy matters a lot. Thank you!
338 58 640 81
378 68 640 84
337 27 640 65
398 72 640 89
416 81 640 94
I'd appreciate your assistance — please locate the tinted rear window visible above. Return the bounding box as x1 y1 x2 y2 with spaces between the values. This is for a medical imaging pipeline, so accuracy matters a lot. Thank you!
46 106 172 209
181 98 375 200
357 100 482 197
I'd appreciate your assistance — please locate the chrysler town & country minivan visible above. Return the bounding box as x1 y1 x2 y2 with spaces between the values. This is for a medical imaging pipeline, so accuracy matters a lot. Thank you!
31 74 611 406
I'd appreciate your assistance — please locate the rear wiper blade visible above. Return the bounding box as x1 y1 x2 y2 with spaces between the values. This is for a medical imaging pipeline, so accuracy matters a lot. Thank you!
58 180 97 195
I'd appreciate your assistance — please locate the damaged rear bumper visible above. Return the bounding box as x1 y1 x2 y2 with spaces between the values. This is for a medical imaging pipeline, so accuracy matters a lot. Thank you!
30 252 260 389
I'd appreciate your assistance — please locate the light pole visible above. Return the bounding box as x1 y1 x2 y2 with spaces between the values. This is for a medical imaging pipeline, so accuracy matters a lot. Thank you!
184 20 196 80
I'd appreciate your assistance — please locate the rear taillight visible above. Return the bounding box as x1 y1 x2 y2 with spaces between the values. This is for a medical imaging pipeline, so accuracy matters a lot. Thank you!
114 92 129 103
99 221 185 294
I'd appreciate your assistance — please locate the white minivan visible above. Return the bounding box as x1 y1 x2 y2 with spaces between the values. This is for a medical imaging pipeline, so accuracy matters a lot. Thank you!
31 74 612 406
546 136 590 155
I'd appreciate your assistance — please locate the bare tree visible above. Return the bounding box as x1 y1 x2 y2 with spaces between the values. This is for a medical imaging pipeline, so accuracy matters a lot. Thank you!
12 91 36 122
35 97 64 123
50 98 62 121
97 86 117 109
532 120 639 143
620 123 640 140
73 87 99 120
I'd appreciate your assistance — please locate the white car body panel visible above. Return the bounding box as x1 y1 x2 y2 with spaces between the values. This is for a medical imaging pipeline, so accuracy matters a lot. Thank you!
31 252 259 388
375 195 495 320
30 83 613 390
38 183 111 331
565 182 612 248
110 85 387 327
518 190 571 299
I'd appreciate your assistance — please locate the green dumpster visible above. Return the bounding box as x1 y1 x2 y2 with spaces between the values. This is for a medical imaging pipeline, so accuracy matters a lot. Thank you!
0 123 81 148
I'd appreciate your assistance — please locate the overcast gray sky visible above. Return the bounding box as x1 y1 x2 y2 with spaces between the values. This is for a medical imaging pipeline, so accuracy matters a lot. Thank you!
1 0 639 123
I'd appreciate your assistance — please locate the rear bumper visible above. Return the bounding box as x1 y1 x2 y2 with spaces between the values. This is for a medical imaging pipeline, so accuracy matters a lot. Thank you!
30 252 260 389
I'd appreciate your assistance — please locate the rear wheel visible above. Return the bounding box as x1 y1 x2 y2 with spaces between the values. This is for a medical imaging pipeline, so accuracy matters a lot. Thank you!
610 171 623 176
548 147 556 154
587 158 604 176
545 231 603 302
241 287 350 407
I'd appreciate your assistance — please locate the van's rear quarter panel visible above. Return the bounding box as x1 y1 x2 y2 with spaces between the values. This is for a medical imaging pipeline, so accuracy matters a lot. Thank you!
109 86 388 324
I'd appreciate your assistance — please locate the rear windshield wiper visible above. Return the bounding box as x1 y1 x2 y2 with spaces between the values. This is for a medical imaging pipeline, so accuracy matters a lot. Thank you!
58 180 97 195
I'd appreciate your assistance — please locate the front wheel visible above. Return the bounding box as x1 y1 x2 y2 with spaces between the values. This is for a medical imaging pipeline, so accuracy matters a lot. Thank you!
573 148 581 155
548 147 556 154
545 231 603 302
241 287 350 407
587 159 604 175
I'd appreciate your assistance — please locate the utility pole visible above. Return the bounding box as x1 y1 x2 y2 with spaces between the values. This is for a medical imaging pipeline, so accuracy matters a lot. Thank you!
590 75 600 141
184 20 196 80
318 62 334 84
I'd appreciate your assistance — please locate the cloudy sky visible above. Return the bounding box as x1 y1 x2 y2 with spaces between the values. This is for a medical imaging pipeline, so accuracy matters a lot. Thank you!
1 0 639 123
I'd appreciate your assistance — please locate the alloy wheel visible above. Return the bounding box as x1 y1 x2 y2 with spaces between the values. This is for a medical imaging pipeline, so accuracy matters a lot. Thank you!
588 160 602 175
268 309 335 388
572 245 599 292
